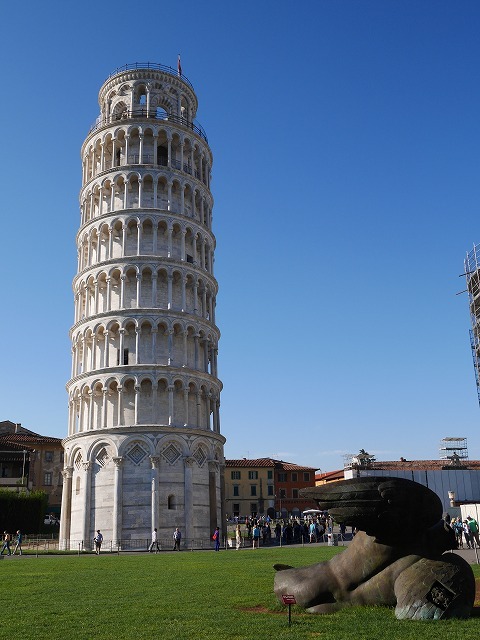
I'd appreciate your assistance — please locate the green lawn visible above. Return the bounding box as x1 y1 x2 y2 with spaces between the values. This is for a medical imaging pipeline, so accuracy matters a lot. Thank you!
1 547 479 640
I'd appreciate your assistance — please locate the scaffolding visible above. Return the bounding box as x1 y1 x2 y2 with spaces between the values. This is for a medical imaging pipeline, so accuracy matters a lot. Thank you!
439 437 469 466
464 244 480 406
343 450 376 470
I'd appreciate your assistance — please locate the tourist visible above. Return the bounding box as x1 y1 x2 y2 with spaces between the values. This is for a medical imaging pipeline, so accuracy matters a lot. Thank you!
452 518 463 548
275 521 281 544
0 531 12 556
262 524 268 545
149 527 160 553
266 523 272 544
463 521 472 549
173 527 182 551
13 530 23 556
467 516 480 548
252 523 261 549
235 524 242 550
94 530 103 555
212 526 220 551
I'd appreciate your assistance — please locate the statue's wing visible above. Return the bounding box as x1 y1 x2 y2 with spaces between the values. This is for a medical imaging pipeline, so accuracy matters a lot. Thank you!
301 476 443 540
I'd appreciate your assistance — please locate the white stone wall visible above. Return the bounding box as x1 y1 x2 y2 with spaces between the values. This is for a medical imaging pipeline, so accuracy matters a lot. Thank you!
63 427 224 545
60 64 225 549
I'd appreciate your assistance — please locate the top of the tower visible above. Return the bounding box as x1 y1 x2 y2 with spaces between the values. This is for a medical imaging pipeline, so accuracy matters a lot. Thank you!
104 62 195 90
88 61 207 141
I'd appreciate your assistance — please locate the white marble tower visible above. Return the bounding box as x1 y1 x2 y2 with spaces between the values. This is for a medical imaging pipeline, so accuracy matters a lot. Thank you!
60 62 224 549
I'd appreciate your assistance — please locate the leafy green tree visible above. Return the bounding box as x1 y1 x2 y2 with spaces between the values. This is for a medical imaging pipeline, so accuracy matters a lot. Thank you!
0 490 48 532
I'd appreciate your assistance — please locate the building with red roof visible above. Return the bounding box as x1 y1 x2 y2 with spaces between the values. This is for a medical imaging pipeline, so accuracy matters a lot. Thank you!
225 458 318 519
0 421 63 515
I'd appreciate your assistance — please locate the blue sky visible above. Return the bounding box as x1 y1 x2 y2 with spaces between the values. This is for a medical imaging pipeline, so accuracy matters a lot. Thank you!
2 1 480 471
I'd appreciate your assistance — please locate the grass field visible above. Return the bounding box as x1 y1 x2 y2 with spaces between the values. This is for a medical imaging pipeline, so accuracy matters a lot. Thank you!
1 546 479 640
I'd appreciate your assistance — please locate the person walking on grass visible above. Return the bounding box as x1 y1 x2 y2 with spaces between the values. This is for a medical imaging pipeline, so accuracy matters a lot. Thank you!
94 530 103 555
149 527 160 553
13 530 23 556
173 527 182 551
212 526 220 551
1 531 12 556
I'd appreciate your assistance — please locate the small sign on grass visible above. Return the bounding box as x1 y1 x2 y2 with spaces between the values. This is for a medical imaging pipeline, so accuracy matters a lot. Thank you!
282 594 296 625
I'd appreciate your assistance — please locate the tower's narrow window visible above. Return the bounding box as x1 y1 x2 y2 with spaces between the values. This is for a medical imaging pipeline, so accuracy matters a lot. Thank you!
157 145 168 167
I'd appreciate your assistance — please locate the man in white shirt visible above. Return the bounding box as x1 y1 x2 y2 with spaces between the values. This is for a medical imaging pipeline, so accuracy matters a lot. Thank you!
149 527 160 553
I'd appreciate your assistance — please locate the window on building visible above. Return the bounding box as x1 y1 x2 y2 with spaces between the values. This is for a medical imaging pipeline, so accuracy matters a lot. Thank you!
248 470 258 480
44 472 53 486
278 472 287 482
250 503 257 516
291 472 298 482
117 348 129 365
267 485 274 496
233 485 239 496
292 489 299 498
267 470 273 480
233 503 240 516
250 485 257 496
157 144 168 166
231 471 241 480
44 451 54 462
168 495 175 509
303 472 310 481
280 489 287 499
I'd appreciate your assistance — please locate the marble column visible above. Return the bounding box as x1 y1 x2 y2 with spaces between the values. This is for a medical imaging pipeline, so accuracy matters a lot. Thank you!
81 461 92 550
59 467 74 549
184 456 195 547
150 456 161 532
112 457 123 547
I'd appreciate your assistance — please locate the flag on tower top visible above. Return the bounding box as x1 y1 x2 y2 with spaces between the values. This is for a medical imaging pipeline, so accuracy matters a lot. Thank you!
177 55 182 76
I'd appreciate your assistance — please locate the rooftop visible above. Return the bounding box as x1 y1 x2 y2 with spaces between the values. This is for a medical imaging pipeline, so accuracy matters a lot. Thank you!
226 457 318 471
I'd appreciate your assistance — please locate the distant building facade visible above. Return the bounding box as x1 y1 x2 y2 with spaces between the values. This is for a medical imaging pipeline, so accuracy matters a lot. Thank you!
225 458 318 519
0 421 63 513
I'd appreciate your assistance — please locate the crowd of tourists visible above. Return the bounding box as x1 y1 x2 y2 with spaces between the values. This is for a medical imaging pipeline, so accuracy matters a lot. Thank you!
451 515 480 549
230 513 342 548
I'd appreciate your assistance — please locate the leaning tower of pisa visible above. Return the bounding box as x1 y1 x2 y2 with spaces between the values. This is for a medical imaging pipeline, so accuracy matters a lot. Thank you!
59 62 224 549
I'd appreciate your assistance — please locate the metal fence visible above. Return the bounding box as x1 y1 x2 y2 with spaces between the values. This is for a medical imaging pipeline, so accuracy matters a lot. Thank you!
14 532 352 555
88 110 208 142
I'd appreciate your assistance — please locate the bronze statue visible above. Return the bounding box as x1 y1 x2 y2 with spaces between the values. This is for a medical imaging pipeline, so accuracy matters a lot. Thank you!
274 477 475 619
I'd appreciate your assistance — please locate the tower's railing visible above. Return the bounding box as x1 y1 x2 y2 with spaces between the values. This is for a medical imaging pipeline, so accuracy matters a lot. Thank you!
105 62 194 89
87 109 208 142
